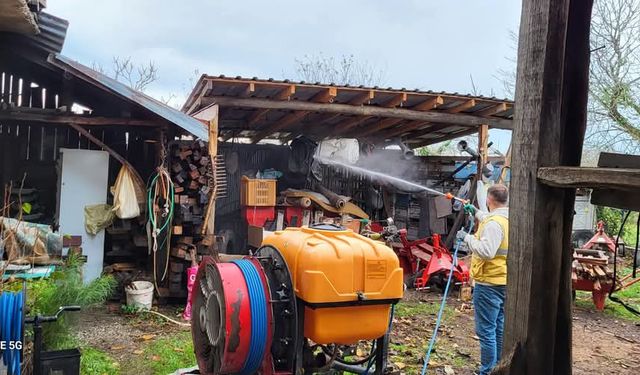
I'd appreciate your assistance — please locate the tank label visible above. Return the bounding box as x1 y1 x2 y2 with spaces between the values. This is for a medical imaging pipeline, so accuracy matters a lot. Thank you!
366 260 387 279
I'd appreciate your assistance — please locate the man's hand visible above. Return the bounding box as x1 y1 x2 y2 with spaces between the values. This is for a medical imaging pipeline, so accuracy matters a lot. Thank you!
456 230 468 243
463 203 476 215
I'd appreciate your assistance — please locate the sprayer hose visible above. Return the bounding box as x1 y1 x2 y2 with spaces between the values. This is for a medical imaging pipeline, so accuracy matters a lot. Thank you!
0 290 24 375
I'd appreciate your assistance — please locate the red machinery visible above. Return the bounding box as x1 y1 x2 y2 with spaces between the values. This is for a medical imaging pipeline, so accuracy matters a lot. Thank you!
390 229 470 290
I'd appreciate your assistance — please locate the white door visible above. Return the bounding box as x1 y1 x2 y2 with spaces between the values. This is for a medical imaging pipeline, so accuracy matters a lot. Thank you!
58 149 109 283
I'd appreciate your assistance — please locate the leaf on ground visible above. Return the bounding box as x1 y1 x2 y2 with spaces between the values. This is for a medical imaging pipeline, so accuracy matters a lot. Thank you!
174 347 184 352
444 365 455 375
151 355 161 361
133 349 144 355
110 345 125 350
141 334 156 341
394 361 406 369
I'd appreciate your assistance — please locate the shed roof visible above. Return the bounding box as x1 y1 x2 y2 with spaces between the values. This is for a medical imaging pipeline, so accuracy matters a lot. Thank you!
49 54 209 140
183 75 514 147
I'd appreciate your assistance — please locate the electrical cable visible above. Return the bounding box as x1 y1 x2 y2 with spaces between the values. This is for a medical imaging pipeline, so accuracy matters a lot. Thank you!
0 290 24 375
421 214 474 375
232 259 268 375
610 210 640 316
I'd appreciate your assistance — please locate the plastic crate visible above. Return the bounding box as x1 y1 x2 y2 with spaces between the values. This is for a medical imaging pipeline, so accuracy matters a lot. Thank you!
241 176 276 206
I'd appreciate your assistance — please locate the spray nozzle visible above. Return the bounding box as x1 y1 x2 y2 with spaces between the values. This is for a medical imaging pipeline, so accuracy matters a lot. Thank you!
445 192 469 205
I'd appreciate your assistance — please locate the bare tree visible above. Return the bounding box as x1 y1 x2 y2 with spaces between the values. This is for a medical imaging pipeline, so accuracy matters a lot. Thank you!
293 53 386 86
588 0 640 152
92 56 158 93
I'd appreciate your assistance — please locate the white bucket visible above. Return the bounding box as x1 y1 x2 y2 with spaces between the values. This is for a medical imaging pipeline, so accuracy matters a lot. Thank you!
125 281 154 310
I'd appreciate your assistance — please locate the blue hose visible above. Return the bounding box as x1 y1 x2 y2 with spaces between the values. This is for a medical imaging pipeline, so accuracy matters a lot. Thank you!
420 216 474 375
0 291 23 375
232 260 268 375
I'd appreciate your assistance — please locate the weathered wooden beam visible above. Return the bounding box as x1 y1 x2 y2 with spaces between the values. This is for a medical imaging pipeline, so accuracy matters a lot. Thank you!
537 167 640 190
446 99 475 113
411 96 444 111
377 120 429 139
251 111 308 143
499 0 594 374
310 87 338 103
186 80 212 115
381 93 407 108
409 127 478 148
477 124 489 178
240 82 255 98
356 118 404 137
208 96 513 129
243 85 297 127
348 90 375 105
474 103 508 117
0 110 163 127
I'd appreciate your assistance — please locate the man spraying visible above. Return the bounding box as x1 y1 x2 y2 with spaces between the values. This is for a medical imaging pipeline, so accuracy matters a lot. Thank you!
457 184 509 375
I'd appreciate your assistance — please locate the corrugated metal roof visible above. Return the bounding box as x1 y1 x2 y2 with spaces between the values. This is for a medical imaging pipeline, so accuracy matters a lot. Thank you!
29 12 68 54
49 54 209 140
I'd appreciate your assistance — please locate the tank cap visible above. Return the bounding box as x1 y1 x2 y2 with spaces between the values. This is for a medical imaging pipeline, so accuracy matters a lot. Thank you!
309 223 345 231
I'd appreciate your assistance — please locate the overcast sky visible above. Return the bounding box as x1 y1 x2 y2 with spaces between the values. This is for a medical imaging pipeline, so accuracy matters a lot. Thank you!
48 0 521 151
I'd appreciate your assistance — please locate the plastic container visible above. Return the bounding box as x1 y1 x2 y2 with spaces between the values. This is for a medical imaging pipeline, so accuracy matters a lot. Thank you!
262 225 404 344
125 281 154 310
241 176 276 206
40 348 81 375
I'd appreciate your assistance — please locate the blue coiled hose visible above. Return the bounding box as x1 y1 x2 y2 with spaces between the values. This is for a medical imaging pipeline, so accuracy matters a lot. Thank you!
1 290 24 375
232 260 268 375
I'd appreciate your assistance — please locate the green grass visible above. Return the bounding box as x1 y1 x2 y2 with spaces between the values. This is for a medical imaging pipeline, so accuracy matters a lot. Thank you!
81 347 119 375
575 267 640 322
141 331 195 374
394 300 455 321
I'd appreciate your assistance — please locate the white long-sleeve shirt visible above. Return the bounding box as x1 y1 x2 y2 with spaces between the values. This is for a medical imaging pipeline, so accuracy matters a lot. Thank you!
463 207 509 260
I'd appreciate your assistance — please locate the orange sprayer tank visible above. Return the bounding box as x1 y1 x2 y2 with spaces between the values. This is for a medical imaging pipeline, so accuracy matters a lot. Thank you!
261 225 404 344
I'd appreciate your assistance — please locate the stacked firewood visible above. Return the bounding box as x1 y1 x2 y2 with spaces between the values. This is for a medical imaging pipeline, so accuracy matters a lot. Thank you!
572 249 613 290
165 141 225 297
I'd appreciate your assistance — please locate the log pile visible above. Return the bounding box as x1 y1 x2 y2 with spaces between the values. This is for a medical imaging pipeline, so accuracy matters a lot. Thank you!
571 248 612 290
165 141 225 297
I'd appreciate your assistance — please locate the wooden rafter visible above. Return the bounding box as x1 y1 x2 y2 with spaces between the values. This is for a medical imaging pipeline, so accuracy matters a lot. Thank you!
446 99 476 113
381 93 407 108
410 127 478 148
474 102 508 117
378 120 430 139
356 118 405 137
411 96 444 111
330 116 374 136
310 87 338 103
0 110 163 127
209 96 512 129
240 82 255 97
186 80 213 114
348 90 375 105
251 110 308 143
245 85 297 127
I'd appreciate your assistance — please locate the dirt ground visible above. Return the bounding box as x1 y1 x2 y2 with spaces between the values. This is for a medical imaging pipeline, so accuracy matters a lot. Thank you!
76 292 640 374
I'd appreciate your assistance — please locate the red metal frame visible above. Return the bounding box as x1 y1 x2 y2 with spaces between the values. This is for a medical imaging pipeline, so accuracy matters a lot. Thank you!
583 221 616 253
391 230 469 289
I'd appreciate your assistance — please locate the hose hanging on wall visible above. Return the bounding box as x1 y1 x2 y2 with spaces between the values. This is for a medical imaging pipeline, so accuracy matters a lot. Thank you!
147 166 175 288
0 290 24 375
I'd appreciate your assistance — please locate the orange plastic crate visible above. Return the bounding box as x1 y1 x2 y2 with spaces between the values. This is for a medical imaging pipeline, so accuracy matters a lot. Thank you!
241 176 277 206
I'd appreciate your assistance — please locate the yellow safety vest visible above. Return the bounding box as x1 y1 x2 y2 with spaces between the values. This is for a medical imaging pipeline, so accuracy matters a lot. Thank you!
470 214 509 285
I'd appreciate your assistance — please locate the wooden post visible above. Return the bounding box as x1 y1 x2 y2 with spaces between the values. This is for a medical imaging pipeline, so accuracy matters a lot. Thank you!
498 1 594 374
200 105 219 239
477 124 489 179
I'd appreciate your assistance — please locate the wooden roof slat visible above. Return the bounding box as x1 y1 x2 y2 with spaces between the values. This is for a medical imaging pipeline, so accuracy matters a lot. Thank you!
474 103 508 117
209 96 512 129
240 82 255 98
251 110 308 143
186 80 212 114
378 120 430 139
447 99 476 113
356 118 405 137
348 90 375 105
310 87 338 103
411 96 444 111
330 116 374 137
245 85 298 127
381 93 407 108
410 127 478 148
